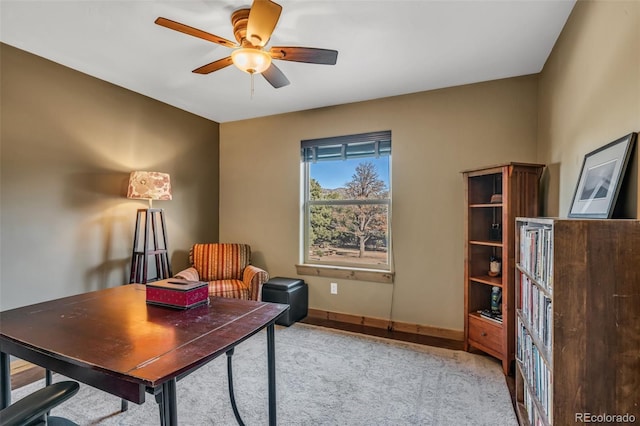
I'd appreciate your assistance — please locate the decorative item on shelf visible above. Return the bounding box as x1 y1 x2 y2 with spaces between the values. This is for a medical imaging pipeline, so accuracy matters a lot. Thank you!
490 286 502 314
489 256 502 277
127 171 173 284
490 193 502 204
489 223 501 241
479 309 503 324
568 132 636 218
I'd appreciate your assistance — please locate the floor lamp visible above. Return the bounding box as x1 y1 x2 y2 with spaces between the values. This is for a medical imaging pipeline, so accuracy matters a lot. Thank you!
127 171 173 284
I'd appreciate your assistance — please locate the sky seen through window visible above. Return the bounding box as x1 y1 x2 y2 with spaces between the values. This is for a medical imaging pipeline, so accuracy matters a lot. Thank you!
310 157 390 189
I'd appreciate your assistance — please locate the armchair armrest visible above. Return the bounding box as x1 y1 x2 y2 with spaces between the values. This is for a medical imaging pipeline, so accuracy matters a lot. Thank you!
174 267 200 282
243 265 269 301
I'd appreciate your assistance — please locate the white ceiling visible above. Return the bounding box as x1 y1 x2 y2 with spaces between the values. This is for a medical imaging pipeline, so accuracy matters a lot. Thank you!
0 1 575 123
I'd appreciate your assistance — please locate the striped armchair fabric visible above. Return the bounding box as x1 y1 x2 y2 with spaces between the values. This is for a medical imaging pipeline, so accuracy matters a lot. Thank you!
174 243 268 301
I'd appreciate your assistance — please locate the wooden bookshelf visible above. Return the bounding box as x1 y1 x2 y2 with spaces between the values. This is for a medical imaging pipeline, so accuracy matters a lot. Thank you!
515 218 640 425
462 163 544 375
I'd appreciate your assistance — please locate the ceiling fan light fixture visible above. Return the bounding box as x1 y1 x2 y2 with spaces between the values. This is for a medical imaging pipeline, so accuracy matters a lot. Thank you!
231 48 272 74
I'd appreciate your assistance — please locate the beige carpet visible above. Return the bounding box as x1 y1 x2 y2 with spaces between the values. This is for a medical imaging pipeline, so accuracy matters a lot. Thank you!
10 323 517 425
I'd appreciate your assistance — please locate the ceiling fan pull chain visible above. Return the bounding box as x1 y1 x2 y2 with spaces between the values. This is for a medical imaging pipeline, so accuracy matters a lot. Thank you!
250 72 255 99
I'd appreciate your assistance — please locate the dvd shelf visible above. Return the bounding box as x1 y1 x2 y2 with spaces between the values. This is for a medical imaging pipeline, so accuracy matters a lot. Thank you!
462 163 544 375
515 218 640 425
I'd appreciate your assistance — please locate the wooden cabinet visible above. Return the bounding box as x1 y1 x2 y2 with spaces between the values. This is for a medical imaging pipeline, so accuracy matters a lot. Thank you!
514 218 640 425
463 163 544 374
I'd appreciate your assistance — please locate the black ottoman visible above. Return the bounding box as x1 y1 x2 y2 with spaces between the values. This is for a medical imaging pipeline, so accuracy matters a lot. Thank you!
262 277 308 326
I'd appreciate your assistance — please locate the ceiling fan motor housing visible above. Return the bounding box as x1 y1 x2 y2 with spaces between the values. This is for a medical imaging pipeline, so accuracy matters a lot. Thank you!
231 9 251 46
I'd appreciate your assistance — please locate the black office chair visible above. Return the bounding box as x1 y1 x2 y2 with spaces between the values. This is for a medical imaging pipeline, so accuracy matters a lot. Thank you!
0 381 79 426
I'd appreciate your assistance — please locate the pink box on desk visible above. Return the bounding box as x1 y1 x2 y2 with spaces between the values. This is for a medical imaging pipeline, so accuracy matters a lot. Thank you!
146 279 209 309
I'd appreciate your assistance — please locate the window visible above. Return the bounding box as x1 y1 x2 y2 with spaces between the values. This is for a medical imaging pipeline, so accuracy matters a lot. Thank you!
301 131 392 272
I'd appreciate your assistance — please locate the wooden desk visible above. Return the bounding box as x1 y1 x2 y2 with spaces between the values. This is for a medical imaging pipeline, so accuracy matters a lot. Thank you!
0 285 288 425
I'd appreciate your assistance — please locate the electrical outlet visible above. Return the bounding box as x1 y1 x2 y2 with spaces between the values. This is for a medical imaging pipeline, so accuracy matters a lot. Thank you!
330 282 338 294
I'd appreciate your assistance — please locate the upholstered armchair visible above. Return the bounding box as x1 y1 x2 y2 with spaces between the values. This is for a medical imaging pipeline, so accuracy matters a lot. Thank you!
174 243 268 301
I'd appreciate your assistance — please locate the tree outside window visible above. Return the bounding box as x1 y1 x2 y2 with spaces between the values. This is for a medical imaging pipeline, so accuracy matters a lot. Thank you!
302 132 391 270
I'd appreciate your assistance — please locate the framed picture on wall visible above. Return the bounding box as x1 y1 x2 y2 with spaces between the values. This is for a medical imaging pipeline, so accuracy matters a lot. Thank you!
568 132 637 218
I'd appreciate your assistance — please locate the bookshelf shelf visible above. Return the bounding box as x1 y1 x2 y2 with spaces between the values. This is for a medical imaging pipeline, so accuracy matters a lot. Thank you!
469 311 503 326
469 203 503 208
516 264 552 298
469 240 503 247
515 218 640 425
516 309 552 368
462 163 544 375
469 275 503 287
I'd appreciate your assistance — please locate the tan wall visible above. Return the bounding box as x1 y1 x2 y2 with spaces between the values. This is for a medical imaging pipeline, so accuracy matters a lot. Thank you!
220 76 539 331
5 0 634 332
0 44 220 310
538 0 640 217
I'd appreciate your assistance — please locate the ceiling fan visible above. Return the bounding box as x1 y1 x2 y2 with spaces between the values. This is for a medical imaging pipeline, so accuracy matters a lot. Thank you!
155 0 338 89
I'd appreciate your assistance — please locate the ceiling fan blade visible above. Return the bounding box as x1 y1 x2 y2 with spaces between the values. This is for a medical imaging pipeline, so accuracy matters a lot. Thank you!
246 0 282 47
262 63 290 88
270 47 338 65
155 17 237 49
192 57 234 74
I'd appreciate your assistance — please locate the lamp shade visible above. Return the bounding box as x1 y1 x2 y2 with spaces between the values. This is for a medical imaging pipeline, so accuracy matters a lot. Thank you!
127 171 172 203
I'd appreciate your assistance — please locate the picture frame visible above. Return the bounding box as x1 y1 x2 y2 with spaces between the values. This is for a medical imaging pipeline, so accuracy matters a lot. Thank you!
568 132 637 218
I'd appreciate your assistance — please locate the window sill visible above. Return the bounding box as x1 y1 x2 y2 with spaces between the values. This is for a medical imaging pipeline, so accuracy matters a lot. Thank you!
295 264 394 284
